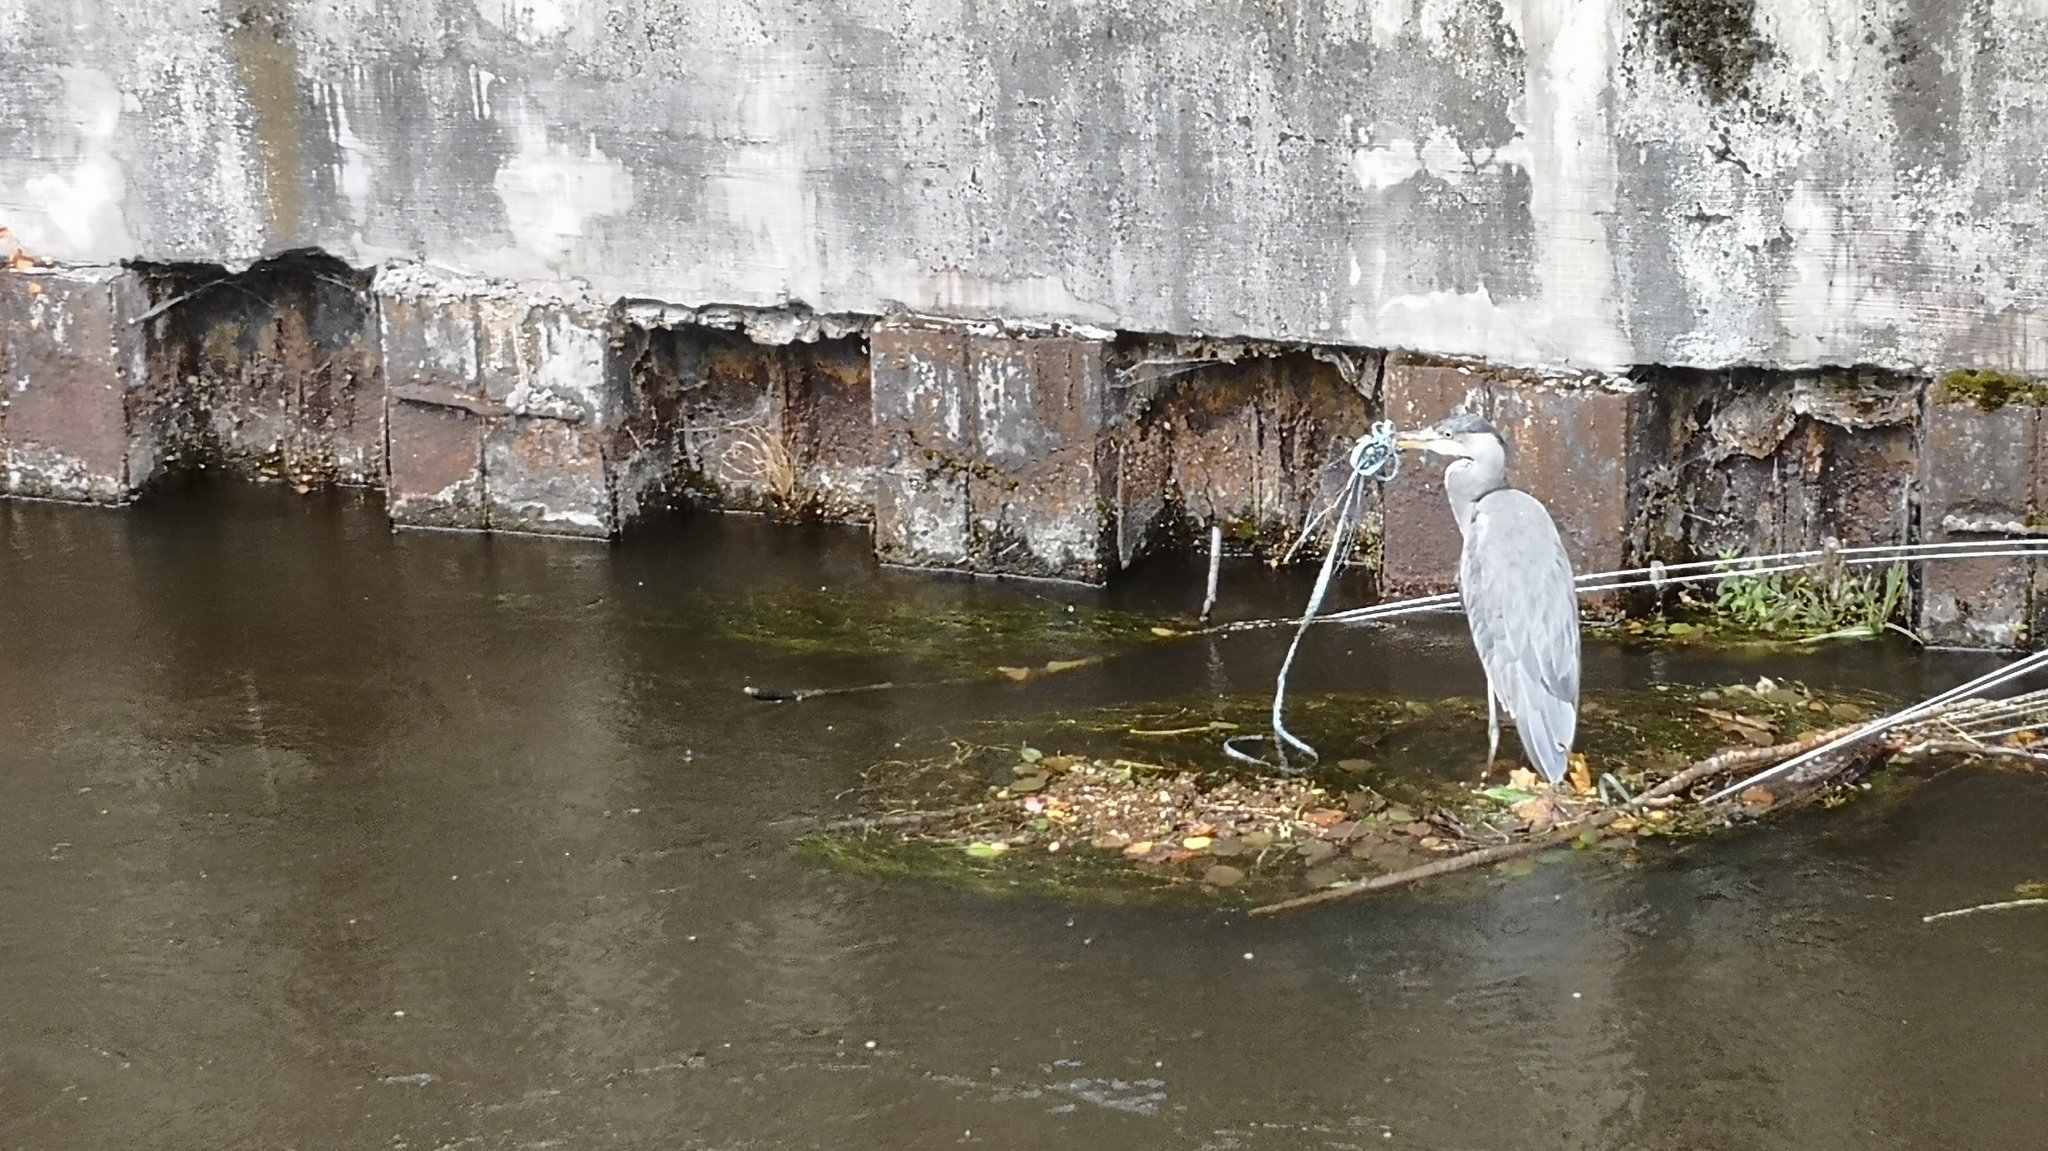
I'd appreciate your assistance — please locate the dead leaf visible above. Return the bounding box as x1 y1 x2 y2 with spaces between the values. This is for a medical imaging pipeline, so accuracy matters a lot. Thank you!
1304 808 1347 828
1510 795 1560 831
1568 753 1594 796
1042 658 1092 674
1149 626 1179 638
1122 840 1155 858
1739 787 1776 809
1202 864 1244 887
1507 768 1540 792
996 666 1031 682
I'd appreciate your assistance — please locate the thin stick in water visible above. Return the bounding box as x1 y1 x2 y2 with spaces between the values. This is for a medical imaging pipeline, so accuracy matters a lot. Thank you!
1200 523 1224 622
1922 898 2048 924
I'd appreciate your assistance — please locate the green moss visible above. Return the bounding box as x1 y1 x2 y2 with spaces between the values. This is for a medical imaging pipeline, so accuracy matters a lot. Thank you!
1938 368 2048 410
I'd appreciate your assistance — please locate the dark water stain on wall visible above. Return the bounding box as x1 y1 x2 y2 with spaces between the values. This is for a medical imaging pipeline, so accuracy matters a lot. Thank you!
225 0 306 242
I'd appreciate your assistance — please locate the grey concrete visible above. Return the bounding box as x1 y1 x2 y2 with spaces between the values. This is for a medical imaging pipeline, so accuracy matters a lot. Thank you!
6 1 2048 376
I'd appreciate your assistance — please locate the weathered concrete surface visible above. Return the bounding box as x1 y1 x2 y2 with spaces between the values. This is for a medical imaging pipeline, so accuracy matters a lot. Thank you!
0 266 148 502
872 321 1118 582
7 2 2048 376
1917 387 2046 648
1380 353 1637 600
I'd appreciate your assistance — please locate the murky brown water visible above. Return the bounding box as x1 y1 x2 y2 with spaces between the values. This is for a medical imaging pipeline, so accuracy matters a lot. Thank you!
4 483 2046 1150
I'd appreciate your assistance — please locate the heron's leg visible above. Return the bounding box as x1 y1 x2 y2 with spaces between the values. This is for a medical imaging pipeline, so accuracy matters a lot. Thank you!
1485 690 1501 777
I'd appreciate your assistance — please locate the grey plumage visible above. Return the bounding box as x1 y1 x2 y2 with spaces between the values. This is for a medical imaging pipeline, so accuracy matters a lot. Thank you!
1396 415 1581 784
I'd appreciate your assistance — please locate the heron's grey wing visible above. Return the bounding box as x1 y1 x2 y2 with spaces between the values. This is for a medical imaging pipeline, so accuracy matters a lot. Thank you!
1459 491 1581 781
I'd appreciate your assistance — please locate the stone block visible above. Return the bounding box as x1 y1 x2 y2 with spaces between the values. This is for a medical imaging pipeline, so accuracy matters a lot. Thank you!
871 322 1116 582
384 397 485 529
483 417 611 537
1381 353 1636 600
1916 394 2045 648
0 267 148 502
873 323 975 569
1380 354 1482 596
375 267 620 536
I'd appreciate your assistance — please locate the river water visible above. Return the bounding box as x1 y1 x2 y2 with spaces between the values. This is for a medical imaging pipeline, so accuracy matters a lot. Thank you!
3 484 2045 1150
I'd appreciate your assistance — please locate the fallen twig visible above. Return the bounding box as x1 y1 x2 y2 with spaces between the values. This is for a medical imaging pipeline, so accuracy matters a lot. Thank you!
1249 723 1866 918
745 681 897 702
1922 898 2048 924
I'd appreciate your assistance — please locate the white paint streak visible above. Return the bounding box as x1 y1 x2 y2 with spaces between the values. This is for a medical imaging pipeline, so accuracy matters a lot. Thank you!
15 68 135 260
490 101 634 272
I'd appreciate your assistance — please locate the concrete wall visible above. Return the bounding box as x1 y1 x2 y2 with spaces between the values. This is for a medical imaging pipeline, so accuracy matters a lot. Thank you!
5 0 2048 376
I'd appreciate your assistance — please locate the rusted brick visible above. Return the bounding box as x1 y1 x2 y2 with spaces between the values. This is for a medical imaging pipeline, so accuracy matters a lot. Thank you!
967 333 1116 581
1917 393 2044 648
378 286 489 528
1379 354 1480 596
138 256 382 485
782 337 874 521
477 298 616 534
872 322 1119 582
1635 368 1917 562
376 269 620 536
385 398 485 528
1114 348 1377 566
0 267 148 503
484 417 611 537
871 323 976 571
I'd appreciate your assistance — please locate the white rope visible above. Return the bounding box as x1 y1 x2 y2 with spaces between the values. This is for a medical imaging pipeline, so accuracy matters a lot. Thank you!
1224 422 1401 772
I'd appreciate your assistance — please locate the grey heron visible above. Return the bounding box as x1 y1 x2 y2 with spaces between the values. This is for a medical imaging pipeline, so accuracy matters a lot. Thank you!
1395 414 1581 786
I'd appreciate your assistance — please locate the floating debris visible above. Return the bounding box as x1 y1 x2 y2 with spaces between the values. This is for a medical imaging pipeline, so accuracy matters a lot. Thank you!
800 679 2011 906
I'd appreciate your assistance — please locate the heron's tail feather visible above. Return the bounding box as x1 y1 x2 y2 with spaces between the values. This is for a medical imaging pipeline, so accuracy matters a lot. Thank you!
1512 690 1576 786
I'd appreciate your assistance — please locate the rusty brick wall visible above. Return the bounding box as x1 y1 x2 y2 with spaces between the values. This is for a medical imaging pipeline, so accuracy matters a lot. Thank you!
872 321 1119 582
1918 383 2048 647
9 254 2048 647
1630 366 1919 562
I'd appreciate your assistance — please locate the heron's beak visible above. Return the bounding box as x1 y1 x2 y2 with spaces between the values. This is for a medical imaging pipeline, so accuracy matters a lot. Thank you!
1394 431 1455 455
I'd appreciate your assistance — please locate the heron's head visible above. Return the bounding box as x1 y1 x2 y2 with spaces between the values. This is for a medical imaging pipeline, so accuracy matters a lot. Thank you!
1393 413 1504 459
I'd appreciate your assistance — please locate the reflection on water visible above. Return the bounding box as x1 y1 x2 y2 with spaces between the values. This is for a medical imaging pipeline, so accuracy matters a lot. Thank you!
2 484 2044 1150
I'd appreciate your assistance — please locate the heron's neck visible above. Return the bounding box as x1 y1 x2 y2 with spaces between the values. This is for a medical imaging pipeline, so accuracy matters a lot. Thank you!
1443 442 1508 534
